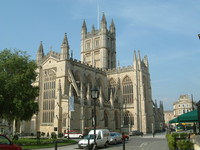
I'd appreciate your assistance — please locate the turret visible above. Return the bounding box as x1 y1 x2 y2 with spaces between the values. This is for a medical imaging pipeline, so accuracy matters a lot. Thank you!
143 55 149 69
109 19 115 34
138 50 141 70
100 13 107 33
60 33 70 60
36 41 44 65
81 20 87 38
91 24 95 34
133 50 137 70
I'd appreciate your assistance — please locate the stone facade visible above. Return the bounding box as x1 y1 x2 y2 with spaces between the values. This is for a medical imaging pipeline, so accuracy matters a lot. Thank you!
22 14 164 136
173 94 196 117
164 110 174 127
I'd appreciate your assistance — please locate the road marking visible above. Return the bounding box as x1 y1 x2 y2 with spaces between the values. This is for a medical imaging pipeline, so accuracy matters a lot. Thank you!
140 142 147 147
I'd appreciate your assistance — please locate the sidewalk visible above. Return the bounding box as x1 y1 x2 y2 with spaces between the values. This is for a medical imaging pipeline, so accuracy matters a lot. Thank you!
142 132 167 139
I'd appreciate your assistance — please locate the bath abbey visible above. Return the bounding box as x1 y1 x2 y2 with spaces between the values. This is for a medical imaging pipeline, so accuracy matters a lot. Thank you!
20 14 164 135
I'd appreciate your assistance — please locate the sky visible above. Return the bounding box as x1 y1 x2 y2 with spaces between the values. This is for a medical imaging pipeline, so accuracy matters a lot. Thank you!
0 0 200 110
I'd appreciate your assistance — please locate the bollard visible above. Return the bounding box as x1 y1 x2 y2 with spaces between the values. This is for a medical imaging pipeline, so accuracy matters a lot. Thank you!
55 140 57 150
123 138 125 150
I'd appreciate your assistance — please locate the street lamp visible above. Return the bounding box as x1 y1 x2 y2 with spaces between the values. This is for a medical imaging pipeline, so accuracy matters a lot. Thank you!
91 86 99 150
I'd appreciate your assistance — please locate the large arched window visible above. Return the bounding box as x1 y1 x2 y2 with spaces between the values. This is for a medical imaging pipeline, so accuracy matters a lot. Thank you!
108 78 117 101
42 69 56 124
122 76 133 104
124 111 134 126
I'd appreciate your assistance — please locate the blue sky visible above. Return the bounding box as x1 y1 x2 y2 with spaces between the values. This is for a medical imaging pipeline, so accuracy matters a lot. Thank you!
0 0 200 110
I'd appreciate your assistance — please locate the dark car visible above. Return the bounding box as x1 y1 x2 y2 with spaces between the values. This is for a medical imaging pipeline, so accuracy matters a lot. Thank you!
131 130 143 136
0 134 23 150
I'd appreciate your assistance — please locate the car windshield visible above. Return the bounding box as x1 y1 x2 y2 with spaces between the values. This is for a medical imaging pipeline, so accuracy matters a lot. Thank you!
110 133 116 136
83 134 95 139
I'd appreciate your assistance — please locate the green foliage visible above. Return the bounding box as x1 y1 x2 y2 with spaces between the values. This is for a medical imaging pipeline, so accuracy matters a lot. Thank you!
177 140 193 150
0 49 39 123
51 132 57 139
166 134 176 150
13 134 19 141
41 132 45 137
166 133 194 150
179 133 188 138
58 133 64 138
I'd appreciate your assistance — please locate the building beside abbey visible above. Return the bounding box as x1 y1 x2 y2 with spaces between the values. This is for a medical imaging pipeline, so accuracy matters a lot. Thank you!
18 14 165 136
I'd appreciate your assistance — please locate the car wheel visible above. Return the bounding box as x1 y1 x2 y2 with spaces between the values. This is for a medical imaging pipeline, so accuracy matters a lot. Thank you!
79 135 82 139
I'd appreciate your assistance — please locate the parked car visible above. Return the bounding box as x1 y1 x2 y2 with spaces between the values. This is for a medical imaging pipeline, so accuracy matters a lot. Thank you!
109 132 122 144
64 130 83 138
122 134 129 140
78 129 110 149
0 134 23 150
131 130 143 136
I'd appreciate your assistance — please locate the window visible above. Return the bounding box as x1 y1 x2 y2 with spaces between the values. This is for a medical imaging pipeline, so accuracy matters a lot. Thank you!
42 69 56 124
122 76 133 104
95 38 100 47
86 41 91 50
123 111 134 126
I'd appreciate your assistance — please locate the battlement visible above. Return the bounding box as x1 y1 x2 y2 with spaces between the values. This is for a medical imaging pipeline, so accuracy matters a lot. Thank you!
46 50 60 59
106 65 134 74
69 58 106 74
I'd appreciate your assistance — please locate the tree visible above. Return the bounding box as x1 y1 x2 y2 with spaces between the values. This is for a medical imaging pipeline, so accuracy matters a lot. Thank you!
0 49 39 132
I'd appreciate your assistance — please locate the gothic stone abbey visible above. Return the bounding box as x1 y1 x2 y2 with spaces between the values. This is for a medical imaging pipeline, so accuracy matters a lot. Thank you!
26 14 164 135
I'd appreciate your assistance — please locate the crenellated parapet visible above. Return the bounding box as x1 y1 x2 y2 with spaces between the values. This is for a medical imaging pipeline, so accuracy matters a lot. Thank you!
106 65 134 74
69 58 106 75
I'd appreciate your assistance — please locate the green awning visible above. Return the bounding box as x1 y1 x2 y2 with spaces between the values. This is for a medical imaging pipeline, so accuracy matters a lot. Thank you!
169 110 198 123
169 117 179 123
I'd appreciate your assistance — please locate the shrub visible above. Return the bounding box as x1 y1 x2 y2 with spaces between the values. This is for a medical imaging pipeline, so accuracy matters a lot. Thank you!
58 133 64 138
51 132 57 139
179 133 188 138
41 132 45 136
13 134 19 141
166 134 176 150
30 133 34 136
177 140 193 150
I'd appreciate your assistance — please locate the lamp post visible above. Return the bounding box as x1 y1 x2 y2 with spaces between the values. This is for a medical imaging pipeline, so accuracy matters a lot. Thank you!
91 86 99 150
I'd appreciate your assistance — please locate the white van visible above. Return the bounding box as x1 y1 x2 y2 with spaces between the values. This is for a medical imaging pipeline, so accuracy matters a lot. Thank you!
78 129 110 149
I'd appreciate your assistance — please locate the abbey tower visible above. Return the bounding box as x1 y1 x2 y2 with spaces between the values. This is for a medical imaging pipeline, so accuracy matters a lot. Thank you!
81 13 116 69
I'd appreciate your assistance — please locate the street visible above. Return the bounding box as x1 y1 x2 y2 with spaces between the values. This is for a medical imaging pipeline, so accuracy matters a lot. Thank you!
30 132 169 150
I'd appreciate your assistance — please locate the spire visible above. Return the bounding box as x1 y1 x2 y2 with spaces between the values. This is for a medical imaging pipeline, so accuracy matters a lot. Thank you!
36 41 44 65
60 33 70 60
91 24 95 33
143 55 149 68
101 13 107 30
138 50 141 69
62 33 69 46
81 19 87 37
133 50 138 69
109 19 115 33
82 19 87 29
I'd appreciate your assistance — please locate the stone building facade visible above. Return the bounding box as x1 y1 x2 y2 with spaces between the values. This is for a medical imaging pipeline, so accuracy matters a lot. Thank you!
173 94 196 117
23 14 164 135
